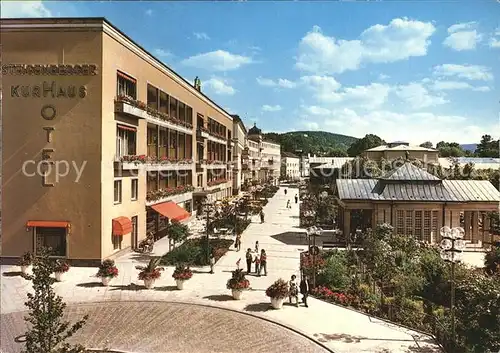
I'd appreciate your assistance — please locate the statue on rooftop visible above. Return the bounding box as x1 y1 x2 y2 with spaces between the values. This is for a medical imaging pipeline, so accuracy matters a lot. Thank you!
194 76 201 91
405 150 410 160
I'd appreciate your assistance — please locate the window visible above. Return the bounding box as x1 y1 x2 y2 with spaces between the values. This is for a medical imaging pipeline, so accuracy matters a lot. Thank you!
186 106 193 125
147 84 158 110
423 211 432 242
415 211 423 241
170 96 178 119
35 227 67 257
396 210 404 235
147 127 158 158
159 128 168 157
112 233 122 250
131 179 138 200
178 133 185 159
116 126 136 157
159 91 169 114
117 71 136 99
405 210 413 236
179 101 186 123
147 172 158 192
114 180 122 204
432 211 439 242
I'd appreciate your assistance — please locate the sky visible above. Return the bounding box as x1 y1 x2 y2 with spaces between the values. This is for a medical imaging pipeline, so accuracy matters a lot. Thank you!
2 0 499 145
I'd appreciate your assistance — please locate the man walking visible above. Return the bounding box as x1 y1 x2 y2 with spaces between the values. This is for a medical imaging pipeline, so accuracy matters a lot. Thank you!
245 248 253 274
295 194 298 204
300 275 310 308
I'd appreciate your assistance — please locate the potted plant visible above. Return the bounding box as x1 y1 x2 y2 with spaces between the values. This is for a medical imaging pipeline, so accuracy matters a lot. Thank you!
266 278 289 309
172 264 193 290
53 259 70 282
226 268 250 300
19 251 34 274
136 257 164 289
96 259 119 286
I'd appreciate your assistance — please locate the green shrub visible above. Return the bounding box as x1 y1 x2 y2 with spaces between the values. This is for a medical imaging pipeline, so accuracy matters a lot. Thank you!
317 251 351 291
161 238 233 266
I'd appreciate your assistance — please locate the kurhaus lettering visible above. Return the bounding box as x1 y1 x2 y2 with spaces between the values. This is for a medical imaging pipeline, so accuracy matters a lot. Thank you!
2 64 98 76
10 81 87 99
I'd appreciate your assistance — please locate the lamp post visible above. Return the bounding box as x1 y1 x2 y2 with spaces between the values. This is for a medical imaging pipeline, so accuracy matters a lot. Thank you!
307 225 323 288
203 200 215 264
439 226 466 351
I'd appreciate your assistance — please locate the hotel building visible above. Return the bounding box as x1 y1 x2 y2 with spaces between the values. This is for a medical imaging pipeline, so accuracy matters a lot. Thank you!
1 17 234 263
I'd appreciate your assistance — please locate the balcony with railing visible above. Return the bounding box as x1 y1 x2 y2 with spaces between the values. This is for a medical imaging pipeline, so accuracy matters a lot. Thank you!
146 185 194 206
117 155 194 171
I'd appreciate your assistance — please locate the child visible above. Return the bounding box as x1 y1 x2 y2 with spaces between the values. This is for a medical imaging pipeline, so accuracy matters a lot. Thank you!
253 253 260 274
209 252 215 274
255 241 259 253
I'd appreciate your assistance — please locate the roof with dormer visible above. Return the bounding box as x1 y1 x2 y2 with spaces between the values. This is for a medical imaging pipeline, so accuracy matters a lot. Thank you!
336 162 500 202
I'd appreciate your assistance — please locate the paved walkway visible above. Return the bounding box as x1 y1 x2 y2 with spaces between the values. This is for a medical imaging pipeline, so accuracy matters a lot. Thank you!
0 187 442 353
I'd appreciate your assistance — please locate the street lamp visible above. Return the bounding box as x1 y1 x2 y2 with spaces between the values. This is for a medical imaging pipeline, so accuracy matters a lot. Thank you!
306 226 323 288
439 226 466 351
202 200 216 264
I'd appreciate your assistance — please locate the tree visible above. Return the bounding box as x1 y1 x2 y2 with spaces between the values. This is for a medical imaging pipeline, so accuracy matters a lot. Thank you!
23 248 88 353
475 134 500 158
420 141 434 149
166 220 190 244
347 134 385 157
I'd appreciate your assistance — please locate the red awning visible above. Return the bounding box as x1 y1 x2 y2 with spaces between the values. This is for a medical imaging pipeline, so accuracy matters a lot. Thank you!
151 201 190 222
117 124 137 132
112 217 133 236
26 221 70 228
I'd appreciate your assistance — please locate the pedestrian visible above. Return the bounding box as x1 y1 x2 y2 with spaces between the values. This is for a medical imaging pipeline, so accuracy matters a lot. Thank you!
300 274 310 308
235 234 241 252
289 275 299 307
253 253 260 274
260 210 265 223
209 251 215 274
284 188 287 195
245 248 253 274
295 194 298 204
254 240 259 253
259 249 267 276
286 199 291 209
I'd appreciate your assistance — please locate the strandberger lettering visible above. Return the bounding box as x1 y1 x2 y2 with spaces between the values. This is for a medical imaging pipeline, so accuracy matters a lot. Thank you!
10 81 87 99
2 64 98 76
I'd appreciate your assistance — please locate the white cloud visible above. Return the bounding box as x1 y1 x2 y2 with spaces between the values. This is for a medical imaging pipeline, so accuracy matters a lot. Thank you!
395 83 448 109
154 49 172 57
301 76 390 109
299 106 494 144
378 73 390 80
193 32 210 40
489 27 500 48
262 105 282 112
447 22 476 33
443 30 482 51
296 18 435 74
430 80 490 92
1 0 51 17
204 78 236 95
181 50 253 71
145 9 153 16
256 77 297 88
433 64 494 81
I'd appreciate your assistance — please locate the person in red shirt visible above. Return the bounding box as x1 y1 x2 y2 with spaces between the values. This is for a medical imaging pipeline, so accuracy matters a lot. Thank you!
253 253 260 274
259 249 267 276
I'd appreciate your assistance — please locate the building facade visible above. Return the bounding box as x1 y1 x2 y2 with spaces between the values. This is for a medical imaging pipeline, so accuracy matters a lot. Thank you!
281 152 300 181
242 124 280 185
231 115 247 195
1 18 234 263
364 142 439 164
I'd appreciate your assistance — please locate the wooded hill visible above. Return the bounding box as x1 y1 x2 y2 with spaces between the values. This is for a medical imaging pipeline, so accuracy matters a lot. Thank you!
263 131 358 156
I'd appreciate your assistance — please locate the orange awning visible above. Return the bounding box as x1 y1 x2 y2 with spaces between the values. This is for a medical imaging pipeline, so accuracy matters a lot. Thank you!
151 201 190 222
117 124 137 132
112 217 133 236
26 221 70 228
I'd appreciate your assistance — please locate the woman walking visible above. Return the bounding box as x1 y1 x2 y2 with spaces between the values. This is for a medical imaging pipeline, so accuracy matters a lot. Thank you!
258 249 267 276
235 234 241 252
289 275 299 307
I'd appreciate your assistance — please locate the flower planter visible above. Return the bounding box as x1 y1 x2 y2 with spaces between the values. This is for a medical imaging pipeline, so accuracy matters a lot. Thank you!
20 265 30 274
271 297 284 309
232 289 243 300
101 277 112 286
176 279 185 290
55 272 64 282
143 278 155 289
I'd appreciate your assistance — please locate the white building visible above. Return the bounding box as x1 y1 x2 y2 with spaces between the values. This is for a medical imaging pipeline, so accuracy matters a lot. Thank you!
231 115 247 195
281 152 301 181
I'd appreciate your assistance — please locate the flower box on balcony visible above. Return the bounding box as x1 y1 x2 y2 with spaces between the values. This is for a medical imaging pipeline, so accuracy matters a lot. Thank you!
146 185 195 205
115 96 148 119
207 179 228 187
196 128 210 139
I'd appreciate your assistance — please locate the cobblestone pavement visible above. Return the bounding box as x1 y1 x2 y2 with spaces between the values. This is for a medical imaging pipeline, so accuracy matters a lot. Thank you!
1 301 329 353
0 186 442 353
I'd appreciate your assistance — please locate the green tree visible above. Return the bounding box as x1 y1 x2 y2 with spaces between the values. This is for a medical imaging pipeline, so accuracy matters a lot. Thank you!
484 245 500 275
419 141 434 149
23 248 88 353
166 220 190 244
475 134 500 158
436 141 467 157
317 251 351 290
347 134 385 157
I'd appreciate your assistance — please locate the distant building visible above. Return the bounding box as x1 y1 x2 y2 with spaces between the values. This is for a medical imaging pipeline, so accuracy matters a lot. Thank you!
281 152 300 181
231 115 247 195
438 157 500 170
364 143 439 163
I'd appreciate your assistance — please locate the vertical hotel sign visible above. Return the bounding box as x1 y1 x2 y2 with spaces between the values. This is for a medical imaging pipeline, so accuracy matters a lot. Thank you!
2 64 98 186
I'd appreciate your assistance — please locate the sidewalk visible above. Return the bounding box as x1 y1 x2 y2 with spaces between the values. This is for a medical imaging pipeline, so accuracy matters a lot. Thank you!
0 187 442 353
